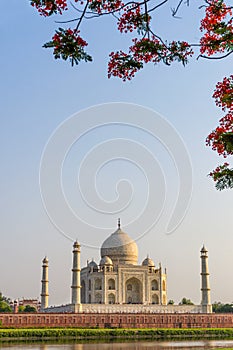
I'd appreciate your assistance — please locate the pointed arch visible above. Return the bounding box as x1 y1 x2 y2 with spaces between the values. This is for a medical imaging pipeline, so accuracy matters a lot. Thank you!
108 293 115 304
95 278 102 290
151 279 158 291
108 278 115 290
125 277 142 304
152 294 159 304
95 293 102 304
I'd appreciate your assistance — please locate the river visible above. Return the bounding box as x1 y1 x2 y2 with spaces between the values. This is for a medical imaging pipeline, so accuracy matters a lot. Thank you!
1 340 233 350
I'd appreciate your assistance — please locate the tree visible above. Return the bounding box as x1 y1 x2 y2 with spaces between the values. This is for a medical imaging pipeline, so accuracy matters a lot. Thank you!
0 292 11 304
31 0 233 188
18 305 37 313
179 297 194 305
19 305 37 313
206 76 233 190
0 293 12 313
212 301 233 313
0 301 12 313
168 299 175 305
30 0 194 76
18 305 25 313
24 305 37 312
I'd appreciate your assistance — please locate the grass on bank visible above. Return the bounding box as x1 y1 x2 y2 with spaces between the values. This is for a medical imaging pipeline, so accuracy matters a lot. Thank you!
1 328 233 340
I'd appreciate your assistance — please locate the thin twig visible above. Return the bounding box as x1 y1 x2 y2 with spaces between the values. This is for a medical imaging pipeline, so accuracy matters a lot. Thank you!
171 0 187 17
75 1 89 32
197 50 233 60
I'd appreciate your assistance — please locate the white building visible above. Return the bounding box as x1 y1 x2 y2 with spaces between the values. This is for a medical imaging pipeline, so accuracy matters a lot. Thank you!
41 220 212 314
80 219 167 305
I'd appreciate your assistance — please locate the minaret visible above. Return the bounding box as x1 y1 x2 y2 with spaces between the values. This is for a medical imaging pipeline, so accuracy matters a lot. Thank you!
71 241 82 311
200 245 212 313
41 257 49 310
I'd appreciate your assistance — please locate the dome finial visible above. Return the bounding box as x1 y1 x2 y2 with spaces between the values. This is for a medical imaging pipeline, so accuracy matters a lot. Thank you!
118 218 121 229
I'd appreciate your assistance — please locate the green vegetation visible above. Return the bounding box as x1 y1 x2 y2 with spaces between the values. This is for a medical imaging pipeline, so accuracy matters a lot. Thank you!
179 297 194 305
18 305 37 313
0 302 12 313
1 328 233 341
213 302 233 313
0 293 12 313
0 293 11 304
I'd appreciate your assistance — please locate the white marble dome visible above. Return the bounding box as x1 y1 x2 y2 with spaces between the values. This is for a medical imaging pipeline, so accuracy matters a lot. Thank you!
101 223 138 265
142 256 155 267
99 256 113 266
88 259 98 268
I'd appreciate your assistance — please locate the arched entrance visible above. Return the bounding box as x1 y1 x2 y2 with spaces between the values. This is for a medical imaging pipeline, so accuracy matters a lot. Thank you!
95 278 102 290
108 293 115 304
151 279 158 291
108 278 115 290
95 293 102 304
125 277 142 304
152 294 159 304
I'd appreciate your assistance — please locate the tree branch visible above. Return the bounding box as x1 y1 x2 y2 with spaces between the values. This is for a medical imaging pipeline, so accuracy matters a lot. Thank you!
198 50 233 60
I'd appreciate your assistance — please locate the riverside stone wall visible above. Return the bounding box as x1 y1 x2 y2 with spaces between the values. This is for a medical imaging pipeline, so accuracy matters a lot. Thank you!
1 313 233 328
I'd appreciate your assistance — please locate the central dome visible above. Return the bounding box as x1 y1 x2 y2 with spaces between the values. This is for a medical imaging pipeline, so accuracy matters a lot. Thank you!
101 221 138 265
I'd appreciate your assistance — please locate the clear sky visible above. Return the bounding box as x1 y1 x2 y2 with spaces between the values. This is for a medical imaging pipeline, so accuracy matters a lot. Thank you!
1 1 232 306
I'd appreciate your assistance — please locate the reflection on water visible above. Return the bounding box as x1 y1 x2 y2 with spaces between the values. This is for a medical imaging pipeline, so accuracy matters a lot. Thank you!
1 340 233 350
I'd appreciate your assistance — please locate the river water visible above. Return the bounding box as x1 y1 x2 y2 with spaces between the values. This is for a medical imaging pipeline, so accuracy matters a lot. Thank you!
1 340 233 350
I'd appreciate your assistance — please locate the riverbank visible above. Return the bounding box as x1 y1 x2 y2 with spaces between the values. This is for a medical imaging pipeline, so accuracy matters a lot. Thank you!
1 328 233 342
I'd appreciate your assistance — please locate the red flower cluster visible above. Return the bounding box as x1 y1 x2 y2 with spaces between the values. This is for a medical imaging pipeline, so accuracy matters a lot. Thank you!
130 37 164 63
108 51 143 81
207 74 233 189
52 28 87 47
200 0 233 55
43 28 92 65
208 161 233 190
118 4 150 33
88 0 123 14
108 38 193 80
213 75 233 111
209 163 232 183
31 0 67 16
131 38 193 65
206 113 233 156
206 76 233 157
209 162 229 180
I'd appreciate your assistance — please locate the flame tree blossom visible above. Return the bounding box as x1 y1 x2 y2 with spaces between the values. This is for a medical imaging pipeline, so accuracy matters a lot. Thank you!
207 77 233 190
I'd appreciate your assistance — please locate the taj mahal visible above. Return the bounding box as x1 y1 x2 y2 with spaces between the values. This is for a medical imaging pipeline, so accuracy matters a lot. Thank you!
80 219 167 306
40 220 212 314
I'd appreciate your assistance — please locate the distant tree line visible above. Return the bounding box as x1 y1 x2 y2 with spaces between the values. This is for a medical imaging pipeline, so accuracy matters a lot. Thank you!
168 297 194 305
168 298 233 313
212 302 233 313
18 305 37 313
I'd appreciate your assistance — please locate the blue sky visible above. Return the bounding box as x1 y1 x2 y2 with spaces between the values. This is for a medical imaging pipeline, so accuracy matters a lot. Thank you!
1 1 232 306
